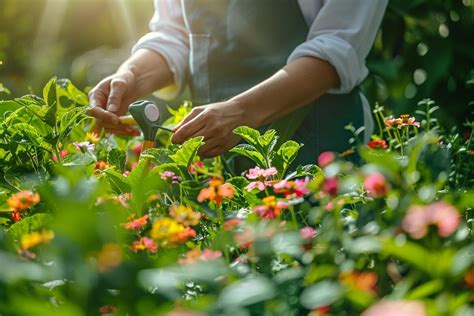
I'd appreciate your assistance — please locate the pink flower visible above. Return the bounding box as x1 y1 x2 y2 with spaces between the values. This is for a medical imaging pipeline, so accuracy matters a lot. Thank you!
273 178 310 198
362 300 426 316
160 171 182 184
246 166 277 179
323 177 338 196
317 151 336 168
300 226 316 239
402 201 460 239
364 172 388 198
245 166 278 192
74 141 95 152
52 150 68 162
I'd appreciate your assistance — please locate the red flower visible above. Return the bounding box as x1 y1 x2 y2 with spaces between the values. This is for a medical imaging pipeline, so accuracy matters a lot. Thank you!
368 139 388 149
188 161 205 174
323 177 338 196
11 211 22 222
132 143 142 155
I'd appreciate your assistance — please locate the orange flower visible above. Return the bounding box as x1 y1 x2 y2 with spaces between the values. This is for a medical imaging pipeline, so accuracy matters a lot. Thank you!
197 178 234 205
253 195 288 219
465 267 474 288
98 243 123 272
7 191 40 212
178 248 222 265
95 160 110 172
123 214 149 230
339 271 378 295
130 237 158 254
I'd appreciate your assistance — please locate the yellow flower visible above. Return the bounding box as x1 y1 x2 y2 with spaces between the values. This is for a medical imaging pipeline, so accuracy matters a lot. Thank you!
151 217 196 246
169 205 201 226
20 230 54 250
85 132 100 144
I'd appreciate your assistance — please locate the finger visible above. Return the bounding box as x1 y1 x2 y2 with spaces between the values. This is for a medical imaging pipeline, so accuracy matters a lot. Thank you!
103 127 141 137
89 106 120 125
197 137 220 156
96 120 140 133
173 107 203 131
201 145 225 159
171 112 208 144
107 79 128 113
88 79 111 108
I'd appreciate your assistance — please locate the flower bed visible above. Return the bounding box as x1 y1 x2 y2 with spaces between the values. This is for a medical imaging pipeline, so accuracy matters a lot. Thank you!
0 79 473 315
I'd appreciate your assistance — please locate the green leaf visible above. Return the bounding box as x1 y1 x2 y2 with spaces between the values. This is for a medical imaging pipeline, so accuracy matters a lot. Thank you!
7 214 53 244
218 276 276 309
273 140 303 176
104 169 131 194
300 281 343 309
257 129 277 150
107 148 126 173
233 126 261 147
169 136 204 167
43 77 58 126
406 280 444 299
230 144 266 167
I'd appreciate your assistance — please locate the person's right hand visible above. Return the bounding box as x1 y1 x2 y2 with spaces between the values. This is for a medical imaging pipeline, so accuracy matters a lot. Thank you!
88 71 140 136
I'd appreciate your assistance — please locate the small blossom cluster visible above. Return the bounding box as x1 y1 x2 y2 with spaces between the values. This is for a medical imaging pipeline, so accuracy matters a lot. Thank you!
402 201 460 239
198 178 234 205
178 248 222 265
160 171 182 184
7 190 40 222
384 114 420 129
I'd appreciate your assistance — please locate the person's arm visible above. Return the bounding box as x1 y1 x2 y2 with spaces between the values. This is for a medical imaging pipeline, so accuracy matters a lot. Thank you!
172 0 388 157
89 0 189 135
171 57 337 157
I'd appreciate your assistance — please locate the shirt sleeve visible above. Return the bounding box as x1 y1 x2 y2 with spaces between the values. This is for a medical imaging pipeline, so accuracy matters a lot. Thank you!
132 0 189 99
288 0 388 94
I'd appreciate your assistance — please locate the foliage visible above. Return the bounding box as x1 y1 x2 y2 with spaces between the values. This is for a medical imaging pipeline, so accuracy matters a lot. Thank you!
1 79 473 315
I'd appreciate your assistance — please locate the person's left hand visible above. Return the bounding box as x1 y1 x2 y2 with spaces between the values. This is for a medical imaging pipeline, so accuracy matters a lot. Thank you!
171 101 255 158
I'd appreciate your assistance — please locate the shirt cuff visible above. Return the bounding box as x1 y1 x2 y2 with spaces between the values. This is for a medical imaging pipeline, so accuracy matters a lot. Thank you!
132 33 188 100
287 34 368 94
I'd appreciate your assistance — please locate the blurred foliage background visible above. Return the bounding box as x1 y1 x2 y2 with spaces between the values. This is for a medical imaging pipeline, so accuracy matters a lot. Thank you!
0 0 473 128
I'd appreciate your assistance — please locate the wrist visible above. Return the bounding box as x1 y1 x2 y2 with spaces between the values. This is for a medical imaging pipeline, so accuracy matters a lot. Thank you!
229 95 266 128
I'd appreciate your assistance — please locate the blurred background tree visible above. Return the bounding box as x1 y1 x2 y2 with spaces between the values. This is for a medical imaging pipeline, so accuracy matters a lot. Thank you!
0 0 473 128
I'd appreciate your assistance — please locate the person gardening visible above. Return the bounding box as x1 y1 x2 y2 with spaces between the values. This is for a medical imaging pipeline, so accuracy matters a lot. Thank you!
89 0 388 163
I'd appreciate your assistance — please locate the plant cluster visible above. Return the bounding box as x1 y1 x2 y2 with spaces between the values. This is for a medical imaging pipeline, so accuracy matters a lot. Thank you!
0 79 473 315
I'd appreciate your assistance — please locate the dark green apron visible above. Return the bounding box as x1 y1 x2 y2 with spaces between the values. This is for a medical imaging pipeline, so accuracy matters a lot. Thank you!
181 0 365 165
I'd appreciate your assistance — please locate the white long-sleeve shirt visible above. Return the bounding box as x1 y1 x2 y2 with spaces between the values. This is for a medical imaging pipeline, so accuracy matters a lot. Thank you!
132 0 388 99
